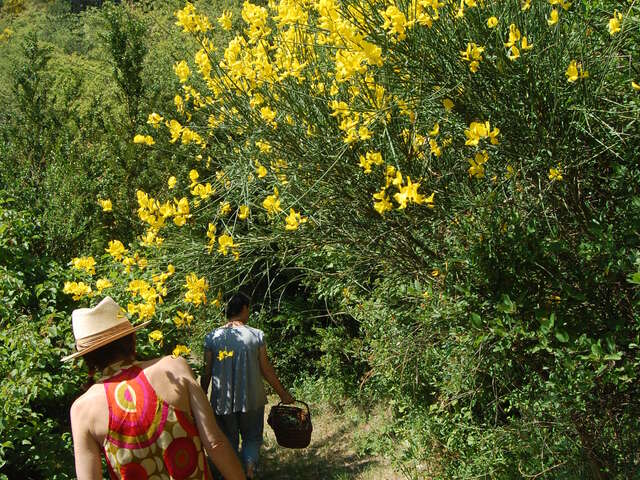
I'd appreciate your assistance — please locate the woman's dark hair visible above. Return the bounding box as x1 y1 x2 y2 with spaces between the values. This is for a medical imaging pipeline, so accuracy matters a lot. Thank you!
226 292 251 319
82 333 136 372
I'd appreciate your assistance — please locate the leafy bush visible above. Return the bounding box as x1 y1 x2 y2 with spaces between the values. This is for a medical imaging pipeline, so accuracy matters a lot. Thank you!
60 0 639 477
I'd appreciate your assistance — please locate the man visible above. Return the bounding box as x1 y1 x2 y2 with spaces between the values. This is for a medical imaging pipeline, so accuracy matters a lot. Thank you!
201 293 294 479
66 296 245 480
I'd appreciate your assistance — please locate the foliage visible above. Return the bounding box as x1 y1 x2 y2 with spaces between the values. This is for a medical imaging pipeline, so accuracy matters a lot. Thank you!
60 0 639 477
0 0 639 477
0 198 80 479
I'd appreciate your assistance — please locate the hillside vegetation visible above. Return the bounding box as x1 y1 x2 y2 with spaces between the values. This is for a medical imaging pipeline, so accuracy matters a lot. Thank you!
1 0 639 478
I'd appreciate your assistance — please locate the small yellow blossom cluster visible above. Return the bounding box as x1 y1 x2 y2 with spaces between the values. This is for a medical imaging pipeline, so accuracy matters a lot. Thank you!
464 121 499 178
127 278 161 321
218 233 239 260
263 186 282 216
0 28 13 43
460 42 484 73
217 348 234 361
358 151 384 174
373 166 434 215
608 11 622 36
98 198 112 212
504 24 532 61
136 189 190 230
63 281 92 300
189 169 215 201
464 121 500 147
565 60 589 83
71 256 96 275
106 240 128 261
173 311 194 328
172 345 191 358
285 208 307 230
175 2 212 34
133 134 155 146
184 273 209 305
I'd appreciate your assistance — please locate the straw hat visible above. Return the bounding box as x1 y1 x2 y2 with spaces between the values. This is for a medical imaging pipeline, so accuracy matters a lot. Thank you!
61 296 150 362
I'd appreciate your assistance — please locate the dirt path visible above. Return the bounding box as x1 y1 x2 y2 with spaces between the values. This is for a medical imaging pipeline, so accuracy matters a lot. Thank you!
259 398 403 480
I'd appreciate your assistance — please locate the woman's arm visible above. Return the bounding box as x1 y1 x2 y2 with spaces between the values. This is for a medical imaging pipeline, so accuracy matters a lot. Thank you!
70 397 103 480
176 358 246 480
200 348 213 395
259 345 295 404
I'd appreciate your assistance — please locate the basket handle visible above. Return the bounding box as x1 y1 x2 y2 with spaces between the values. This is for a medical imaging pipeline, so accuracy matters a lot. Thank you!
277 399 310 414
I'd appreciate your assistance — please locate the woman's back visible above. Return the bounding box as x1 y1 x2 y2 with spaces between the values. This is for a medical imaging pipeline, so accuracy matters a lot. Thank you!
101 360 211 479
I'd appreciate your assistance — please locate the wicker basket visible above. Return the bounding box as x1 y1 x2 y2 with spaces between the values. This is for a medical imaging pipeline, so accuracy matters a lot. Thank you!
267 400 312 449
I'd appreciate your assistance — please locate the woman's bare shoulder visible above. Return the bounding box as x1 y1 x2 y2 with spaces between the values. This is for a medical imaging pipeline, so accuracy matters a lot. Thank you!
144 355 195 379
70 384 106 420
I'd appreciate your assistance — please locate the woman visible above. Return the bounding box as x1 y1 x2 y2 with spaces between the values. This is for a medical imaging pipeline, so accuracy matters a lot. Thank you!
64 296 245 480
200 292 294 479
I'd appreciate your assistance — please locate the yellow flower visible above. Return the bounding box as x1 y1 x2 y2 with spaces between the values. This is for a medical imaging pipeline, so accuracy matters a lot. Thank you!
96 278 112 293
263 187 282 216
468 150 489 178
508 45 520 61
168 176 177 189
168 119 183 143
148 330 163 345
106 240 127 261
219 202 231 216
98 198 112 212
373 188 393 215
217 348 234 361
173 60 190 83
238 205 250 220
608 11 622 36
549 165 563 181
521 0 531 11
174 311 194 328
147 112 164 127
431 269 440 277
547 8 558 25
218 11 232 31
443 98 454 111
71 256 96 275
460 42 485 73
63 281 92 300
504 24 521 48
429 123 440 137
565 60 588 83
184 273 209 305
632 81 640 91
172 345 191 358
218 233 236 256
256 162 268 178
521 37 533 51
133 134 155 146
285 208 307 230
487 16 498 28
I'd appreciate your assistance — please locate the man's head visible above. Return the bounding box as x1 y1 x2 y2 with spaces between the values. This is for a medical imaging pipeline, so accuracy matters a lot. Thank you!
226 292 251 320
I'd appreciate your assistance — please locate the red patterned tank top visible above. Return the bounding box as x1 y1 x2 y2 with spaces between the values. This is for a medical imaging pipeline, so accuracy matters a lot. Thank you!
101 364 212 480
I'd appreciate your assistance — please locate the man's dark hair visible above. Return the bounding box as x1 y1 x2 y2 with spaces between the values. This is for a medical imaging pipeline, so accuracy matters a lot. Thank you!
226 292 250 319
82 333 135 372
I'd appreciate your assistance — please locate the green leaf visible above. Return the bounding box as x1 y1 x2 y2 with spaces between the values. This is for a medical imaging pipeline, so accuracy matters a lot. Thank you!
470 312 482 329
627 272 640 285
555 329 569 343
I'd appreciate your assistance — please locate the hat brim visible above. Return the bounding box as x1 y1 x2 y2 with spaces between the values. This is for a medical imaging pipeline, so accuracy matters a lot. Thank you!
61 320 152 362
